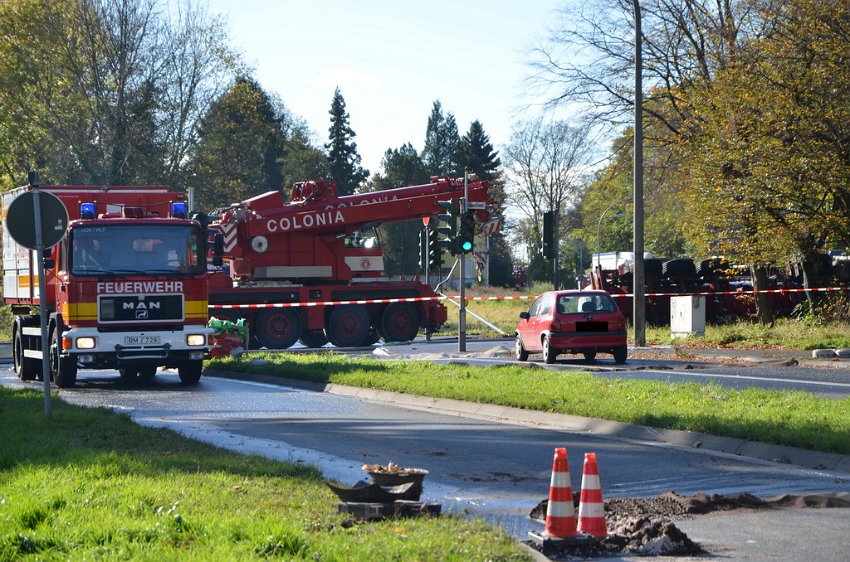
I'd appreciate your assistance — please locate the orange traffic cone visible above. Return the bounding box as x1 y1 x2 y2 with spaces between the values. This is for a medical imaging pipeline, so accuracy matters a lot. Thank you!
544 447 577 538
577 452 607 537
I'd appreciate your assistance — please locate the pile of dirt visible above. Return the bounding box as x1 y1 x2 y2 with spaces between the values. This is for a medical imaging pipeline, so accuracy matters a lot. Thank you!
526 491 850 558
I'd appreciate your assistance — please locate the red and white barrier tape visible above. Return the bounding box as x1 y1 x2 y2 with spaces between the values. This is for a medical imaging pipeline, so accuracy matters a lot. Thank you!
210 296 443 309
208 286 847 309
607 286 849 298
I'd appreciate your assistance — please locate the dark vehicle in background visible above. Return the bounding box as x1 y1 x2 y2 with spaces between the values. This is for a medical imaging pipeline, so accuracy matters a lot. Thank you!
515 290 627 364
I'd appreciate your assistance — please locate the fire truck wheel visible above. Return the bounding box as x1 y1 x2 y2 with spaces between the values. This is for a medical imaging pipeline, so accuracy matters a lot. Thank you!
514 335 529 362
298 330 329 349
50 328 77 388
178 361 202 384
13 328 36 381
326 305 370 348
380 303 420 342
582 350 597 362
542 335 558 364
613 345 628 364
255 308 302 349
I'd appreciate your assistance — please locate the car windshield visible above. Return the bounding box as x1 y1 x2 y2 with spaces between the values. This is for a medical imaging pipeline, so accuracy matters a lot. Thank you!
71 224 204 276
557 293 617 314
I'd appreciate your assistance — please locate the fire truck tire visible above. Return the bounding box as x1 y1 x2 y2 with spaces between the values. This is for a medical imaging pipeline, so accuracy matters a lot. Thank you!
582 350 597 362
380 303 420 342
298 330 329 349
543 335 558 364
255 308 302 349
514 335 529 361
613 345 628 364
326 305 370 348
13 326 39 381
178 361 203 384
50 327 77 388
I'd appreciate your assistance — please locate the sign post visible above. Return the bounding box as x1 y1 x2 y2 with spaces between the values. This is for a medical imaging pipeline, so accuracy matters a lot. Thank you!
5 172 70 419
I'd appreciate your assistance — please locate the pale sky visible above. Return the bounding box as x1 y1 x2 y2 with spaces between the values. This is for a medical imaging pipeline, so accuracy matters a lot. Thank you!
204 0 563 175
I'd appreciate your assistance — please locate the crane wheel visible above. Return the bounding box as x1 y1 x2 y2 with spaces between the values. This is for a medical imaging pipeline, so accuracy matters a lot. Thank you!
255 308 302 349
325 305 370 348
380 303 420 342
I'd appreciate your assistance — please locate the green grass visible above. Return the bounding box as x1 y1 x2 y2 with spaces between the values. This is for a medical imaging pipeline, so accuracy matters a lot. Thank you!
209 353 850 455
0 388 529 561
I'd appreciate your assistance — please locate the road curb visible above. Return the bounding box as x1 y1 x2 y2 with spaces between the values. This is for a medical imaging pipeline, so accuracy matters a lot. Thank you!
205 369 850 476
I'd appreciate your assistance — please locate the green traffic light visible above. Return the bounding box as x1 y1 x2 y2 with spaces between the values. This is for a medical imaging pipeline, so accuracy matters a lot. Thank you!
461 240 473 252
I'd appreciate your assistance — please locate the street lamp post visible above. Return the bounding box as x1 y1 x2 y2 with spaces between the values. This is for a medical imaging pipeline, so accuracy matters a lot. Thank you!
633 0 646 347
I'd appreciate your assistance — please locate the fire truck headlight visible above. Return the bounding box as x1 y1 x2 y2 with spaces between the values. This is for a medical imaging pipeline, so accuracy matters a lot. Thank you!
186 334 206 346
76 337 96 349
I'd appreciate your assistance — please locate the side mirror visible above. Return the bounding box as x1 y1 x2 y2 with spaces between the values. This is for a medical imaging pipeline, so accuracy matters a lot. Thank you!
519 312 530 320
213 232 224 267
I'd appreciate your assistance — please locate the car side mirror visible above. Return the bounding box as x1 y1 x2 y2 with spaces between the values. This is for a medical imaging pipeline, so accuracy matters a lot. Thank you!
519 312 530 320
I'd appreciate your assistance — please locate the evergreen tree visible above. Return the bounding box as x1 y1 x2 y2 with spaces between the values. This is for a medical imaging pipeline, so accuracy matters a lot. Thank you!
326 87 368 195
460 120 513 287
189 77 284 210
461 120 500 180
422 100 462 177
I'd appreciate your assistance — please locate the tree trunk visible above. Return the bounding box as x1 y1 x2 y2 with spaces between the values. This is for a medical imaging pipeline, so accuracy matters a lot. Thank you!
799 251 823 309
750 264 774 325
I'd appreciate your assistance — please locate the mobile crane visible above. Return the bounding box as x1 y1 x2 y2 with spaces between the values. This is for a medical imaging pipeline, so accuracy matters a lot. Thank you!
203 176 493 349
3 184 215 388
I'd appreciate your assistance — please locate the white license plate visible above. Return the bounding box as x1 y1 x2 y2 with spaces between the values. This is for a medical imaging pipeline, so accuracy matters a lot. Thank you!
124 336 161 346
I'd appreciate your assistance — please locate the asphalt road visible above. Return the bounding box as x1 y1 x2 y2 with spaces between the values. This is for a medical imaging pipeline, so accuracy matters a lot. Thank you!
363 337 850 399
2 357 849 561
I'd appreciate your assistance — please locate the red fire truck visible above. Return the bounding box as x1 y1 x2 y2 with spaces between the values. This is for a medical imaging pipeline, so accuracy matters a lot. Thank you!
3 185 215 388
204 176 493 349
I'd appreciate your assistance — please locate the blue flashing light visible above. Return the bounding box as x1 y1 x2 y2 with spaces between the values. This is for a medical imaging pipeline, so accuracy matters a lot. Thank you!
80 202 96 219
171 201 187 218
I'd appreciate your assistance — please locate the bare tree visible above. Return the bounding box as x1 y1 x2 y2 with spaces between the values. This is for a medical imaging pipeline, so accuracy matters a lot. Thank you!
527 0 774 139
503 117 595 253
159 1 240 187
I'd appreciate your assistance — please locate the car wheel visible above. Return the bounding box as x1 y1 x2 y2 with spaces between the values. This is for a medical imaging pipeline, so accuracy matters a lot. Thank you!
582 351 597 362
543 336 557 364
514 335 529 361
613 345 628 364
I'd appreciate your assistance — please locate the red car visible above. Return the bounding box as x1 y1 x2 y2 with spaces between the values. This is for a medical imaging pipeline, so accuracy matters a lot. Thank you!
515 290 628 364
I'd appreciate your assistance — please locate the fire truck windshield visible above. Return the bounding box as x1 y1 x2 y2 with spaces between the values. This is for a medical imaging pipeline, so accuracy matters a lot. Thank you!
70 224 204 276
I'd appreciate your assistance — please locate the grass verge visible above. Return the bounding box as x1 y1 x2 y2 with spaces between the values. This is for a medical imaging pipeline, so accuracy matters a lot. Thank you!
0 387 529 561
208 353 850 455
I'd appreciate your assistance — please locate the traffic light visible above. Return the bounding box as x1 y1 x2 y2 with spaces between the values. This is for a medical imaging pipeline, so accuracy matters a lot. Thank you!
418 227 428 272
427 226 443 270
541 210 555 260
459 211 476 253
436 199 459 255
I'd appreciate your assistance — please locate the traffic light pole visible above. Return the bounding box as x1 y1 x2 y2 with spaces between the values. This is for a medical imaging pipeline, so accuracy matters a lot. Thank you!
458 197 467 352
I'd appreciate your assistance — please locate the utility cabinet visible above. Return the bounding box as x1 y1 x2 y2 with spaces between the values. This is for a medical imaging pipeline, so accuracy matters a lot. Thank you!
670 295 706 337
